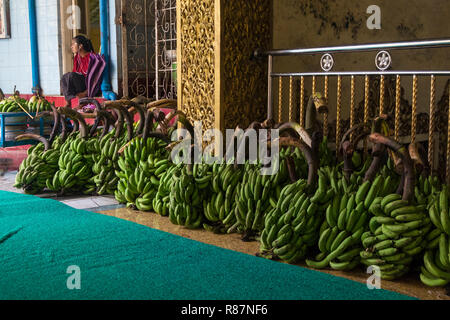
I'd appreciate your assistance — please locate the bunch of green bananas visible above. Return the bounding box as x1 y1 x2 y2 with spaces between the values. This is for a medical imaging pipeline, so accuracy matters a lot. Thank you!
28 96 53 113
46 134 96 194
15 143 60 194
153 163 179 216
168 165 205 229
115 136 169 209
203 162 242 234
233 147 307 239
415 175 441 206
92 135 123 196
359 193 432 280
260 169 334 263
420 186 450 286
306 172 392 271
235 159 289 239
0 96 28 113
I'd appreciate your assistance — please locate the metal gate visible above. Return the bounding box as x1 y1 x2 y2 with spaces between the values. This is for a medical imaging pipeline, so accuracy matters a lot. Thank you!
118 0 177 100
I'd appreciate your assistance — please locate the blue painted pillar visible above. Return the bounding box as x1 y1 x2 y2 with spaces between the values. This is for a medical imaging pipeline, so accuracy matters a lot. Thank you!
28 0 41 94
100 0 117 100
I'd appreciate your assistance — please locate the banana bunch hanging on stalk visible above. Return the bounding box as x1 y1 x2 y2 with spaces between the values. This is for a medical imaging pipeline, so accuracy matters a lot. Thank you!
90 107 132 196
168 164 207 229
14 135 59 195
115 136 170 209
202 161 243 234
358 133 433 280
14 106 65 194
115 108 187 210
153 162 179 217
45 108 96 195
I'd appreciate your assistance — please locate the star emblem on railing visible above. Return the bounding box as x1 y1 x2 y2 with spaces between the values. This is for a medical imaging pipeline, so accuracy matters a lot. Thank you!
375 51 392 71
321 54 334 72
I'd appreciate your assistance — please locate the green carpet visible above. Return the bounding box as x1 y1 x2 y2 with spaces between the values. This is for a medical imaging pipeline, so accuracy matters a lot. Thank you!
0 191 415 300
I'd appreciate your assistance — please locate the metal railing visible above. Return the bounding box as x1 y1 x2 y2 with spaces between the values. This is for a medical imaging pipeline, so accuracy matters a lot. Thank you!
255 38 450 181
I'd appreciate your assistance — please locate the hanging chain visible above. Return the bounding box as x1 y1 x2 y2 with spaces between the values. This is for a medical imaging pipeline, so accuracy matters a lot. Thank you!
278 76 283 124
411 75 418 144
364 75 370 155
300 76 305 127
336 75 342 156
312 76 316 95
350 75 355 143
289 76 293 122
428 75 436 171
379 75 385 115
323 76 329 137
395 75 401 141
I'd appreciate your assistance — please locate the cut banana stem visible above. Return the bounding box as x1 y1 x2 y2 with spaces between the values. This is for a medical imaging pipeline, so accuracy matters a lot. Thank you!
369 133 415 202
15 134 50 151
58 107 88 140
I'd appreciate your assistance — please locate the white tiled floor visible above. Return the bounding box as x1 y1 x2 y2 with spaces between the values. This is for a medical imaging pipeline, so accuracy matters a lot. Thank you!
0 170 122 211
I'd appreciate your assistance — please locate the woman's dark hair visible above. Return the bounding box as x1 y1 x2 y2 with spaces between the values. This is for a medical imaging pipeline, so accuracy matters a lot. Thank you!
73 35 95 53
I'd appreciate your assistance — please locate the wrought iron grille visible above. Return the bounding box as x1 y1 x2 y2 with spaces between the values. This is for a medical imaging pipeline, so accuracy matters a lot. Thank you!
120 0 177 100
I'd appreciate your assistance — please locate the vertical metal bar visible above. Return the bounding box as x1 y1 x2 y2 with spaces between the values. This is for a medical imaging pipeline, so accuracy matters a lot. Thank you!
364 75 370 155
323 76 329 137
379 75 385 115
411 75 418 144
336 75 342 155
350 75 355 143
428 75 436 171
155 0 159 100
395 75 401 141
278 76 283 124
289 76 293 121
267 55 273 120
300 76 304 126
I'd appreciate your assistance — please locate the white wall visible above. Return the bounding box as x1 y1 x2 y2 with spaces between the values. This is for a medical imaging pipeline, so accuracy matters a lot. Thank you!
0 0 60 95
0 0 32 94
0 0 119 96
36 0 60 95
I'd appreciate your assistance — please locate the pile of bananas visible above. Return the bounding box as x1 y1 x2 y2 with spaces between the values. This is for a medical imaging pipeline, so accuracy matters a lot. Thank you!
234 147 309 239
0 95 28 113
235 160 288 239
168 165 206 229
202 162 242 234
260 169 333 263
359 193 432 280
420 187 450 286
115 136 169 210
92 133 124 195
306 173 391 271
14 142 60 194
46 134 97 194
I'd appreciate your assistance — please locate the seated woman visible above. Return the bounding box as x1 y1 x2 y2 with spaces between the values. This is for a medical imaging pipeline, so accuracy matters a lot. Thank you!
60 35 96 108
